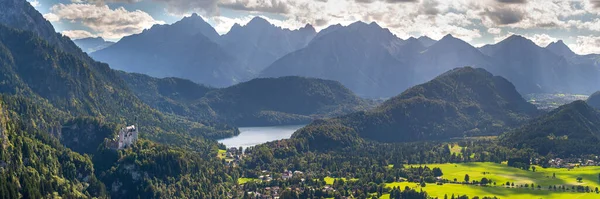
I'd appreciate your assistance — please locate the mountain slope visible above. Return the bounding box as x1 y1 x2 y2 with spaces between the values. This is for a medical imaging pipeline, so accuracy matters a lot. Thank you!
260 22 413 98
588 91 600 109
0 0 82 55
501 100 600 156
0 96 107 198
413 34 491 83
481 35 598 94
546 40 576 58
73 37 115 53
92 14 246 87
220 17 316 73
0 24 236 146
119 72 370 126
293 67 538 144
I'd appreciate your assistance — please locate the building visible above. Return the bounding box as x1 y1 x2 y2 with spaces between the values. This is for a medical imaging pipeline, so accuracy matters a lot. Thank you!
114 125 138 149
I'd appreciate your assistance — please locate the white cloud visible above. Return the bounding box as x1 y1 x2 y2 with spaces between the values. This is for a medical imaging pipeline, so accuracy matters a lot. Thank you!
43 13 60 22
28 0 40 7
526 33 558 47
487 27 501 34
62 30 97 39
571 35 600 55
48 3 164 40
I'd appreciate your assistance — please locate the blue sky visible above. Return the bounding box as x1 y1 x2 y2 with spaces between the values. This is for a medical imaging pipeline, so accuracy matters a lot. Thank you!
30 0 600 54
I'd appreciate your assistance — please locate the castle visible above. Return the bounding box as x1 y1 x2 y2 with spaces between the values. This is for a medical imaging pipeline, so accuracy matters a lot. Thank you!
106 125 139 149
117 125 138 149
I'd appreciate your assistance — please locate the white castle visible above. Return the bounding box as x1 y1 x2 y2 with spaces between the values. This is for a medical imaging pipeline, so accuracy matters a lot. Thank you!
117 125 138 149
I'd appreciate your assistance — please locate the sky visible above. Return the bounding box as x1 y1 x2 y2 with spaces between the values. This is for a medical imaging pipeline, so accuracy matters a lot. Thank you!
29 0 600 55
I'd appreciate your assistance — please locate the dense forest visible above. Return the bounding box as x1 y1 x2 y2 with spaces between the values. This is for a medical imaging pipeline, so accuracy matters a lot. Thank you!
120 72 371 127
291 67 539 144
501 100 600 157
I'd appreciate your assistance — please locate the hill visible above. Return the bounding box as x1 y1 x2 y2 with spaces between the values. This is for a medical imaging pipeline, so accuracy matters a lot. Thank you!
500 100 600 157
588 91 600 109
293 67 538 145
119 72 370 127
72 37 115 53
202 76 369 126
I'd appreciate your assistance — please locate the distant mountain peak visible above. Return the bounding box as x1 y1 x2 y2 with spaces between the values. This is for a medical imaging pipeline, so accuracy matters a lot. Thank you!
442 34 456 39
248 16 272 27
417 36 437 47
299 24 316 33
369 21 382 28
546 39 576 57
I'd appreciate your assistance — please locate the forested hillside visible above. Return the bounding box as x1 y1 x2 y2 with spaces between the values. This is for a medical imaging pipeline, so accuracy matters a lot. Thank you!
501 100 600 157
120 72 370 127
292 67 539 145
0 96 106 198
0 24 237 147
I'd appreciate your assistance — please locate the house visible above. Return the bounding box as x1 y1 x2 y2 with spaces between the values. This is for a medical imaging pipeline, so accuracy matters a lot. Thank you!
282 170 293 180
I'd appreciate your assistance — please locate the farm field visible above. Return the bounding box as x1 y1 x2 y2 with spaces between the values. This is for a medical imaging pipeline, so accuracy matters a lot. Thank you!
382 182 600 199
385 162 600 198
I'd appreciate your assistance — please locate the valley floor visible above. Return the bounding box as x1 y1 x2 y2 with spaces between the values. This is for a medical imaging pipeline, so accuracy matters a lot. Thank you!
384 162 600 199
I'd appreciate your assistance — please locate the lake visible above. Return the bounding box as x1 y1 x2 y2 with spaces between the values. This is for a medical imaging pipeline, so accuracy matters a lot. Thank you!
218 124 306 148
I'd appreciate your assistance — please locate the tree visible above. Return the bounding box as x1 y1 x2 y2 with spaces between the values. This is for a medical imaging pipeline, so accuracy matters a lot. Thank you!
464 174 470 183
577 177 583 183
480 178 489 185
433 167 444 177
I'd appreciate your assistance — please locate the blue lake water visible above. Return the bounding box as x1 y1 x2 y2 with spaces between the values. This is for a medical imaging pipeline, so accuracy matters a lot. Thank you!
218 124 306 148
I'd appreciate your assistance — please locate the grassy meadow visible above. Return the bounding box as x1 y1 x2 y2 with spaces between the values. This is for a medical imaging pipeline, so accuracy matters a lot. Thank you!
384 162 600 199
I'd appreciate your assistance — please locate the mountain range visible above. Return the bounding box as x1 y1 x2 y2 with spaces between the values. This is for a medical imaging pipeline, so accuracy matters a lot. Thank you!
73 37 115 53
292 67 539 147
91 14 316 87
86 16 600 98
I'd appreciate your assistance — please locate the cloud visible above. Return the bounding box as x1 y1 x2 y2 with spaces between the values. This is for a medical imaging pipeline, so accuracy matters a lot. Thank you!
71 0 140 4
27 0 40 7
155 0 220 15
419 0 440 15
487 27 501 34
571 35 600 55
591 0 600 8
43 13 60 22
219 0 290 14
48 3 164 40
62 30 97 39
526 33 557 47
482 7 524 25
385 0 418 3
495 0 526 4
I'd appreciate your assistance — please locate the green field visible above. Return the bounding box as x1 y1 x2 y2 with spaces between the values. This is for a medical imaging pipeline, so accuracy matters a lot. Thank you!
324 177 359 185
448 144 475 158
217 149 226 159
238 177 261 184
387 162 600 199
382 182 600 199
